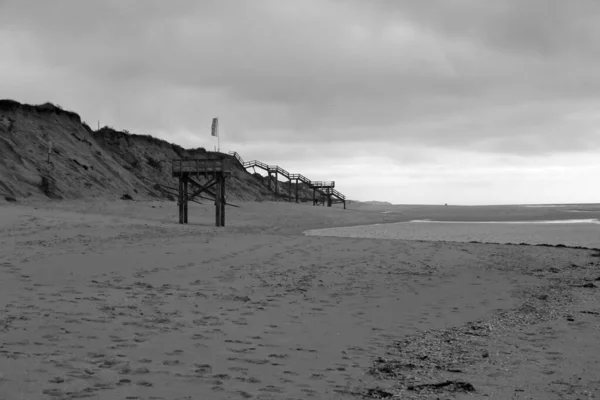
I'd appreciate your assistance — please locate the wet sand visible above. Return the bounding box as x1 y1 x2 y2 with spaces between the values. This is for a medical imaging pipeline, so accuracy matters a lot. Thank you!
1 199 599 399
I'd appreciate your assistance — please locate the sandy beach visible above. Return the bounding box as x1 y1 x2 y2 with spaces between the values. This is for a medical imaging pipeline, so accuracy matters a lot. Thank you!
1 199 599 399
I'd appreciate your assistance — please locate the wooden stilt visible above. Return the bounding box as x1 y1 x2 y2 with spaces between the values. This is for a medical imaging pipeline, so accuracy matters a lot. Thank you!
295 179 299 203
220 175 226 227
267 171 272 192
312 188 316 206
215 179 221 227
183 178 188 223
178 177 184 224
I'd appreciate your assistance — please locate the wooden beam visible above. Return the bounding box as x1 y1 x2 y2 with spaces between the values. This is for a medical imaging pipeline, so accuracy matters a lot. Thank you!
188 177 217 199
155 182 240 208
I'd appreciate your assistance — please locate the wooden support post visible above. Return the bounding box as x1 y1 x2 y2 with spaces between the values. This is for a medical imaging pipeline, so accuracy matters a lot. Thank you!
183 178 188 223
220 174 226 227
312 188 316 206
295 179 299 203
275 172 279 195
288 179 292 202
267 171 272 192
215 177 221 227
178 177 184 224
343 200 346 210
327 189 332 207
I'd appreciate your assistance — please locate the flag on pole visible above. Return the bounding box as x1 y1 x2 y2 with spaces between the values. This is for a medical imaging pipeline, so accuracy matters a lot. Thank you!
211 117 219 137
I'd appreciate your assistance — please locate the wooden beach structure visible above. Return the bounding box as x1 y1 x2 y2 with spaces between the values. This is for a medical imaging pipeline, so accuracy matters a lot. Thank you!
172 158 230 226
229 152 346 209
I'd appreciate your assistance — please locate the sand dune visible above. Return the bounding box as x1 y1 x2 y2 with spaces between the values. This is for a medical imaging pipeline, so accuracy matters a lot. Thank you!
1 199 599 399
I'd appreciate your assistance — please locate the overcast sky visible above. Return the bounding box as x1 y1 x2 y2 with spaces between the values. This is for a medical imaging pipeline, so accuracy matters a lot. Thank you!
2 0 599 204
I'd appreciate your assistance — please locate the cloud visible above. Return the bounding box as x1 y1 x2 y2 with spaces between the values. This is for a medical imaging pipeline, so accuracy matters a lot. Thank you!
1 0 599 203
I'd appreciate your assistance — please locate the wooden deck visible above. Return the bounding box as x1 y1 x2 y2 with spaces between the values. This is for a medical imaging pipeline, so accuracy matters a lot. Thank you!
172 159 227 177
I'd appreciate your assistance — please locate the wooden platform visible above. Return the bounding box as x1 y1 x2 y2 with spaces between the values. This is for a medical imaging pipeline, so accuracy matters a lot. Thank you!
309 181 335 189
172 159 228 177
172 158 230 226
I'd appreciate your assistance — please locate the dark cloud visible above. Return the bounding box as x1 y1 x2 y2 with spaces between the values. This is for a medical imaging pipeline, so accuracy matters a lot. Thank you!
1 0 599 202
368 0 600 56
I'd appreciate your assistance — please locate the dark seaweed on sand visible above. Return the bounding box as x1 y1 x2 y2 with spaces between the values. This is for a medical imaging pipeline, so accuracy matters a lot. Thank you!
361 247 600 399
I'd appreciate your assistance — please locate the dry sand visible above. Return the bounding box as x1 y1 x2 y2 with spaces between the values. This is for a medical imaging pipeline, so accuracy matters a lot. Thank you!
1 199 599 399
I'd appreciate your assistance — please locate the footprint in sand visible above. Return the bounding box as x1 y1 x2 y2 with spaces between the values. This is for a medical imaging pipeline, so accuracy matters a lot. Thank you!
225 339 253 345
236 376 262 383
193 316 223 326
229 347 257 354
119 366 150 375
267 353 288 360
193 363 213 375
228 357 270 365
259 385 285 394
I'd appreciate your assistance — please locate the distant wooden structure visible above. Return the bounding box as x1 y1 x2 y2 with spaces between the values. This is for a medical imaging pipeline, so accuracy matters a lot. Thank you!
172 158 230 226
229 152 346 209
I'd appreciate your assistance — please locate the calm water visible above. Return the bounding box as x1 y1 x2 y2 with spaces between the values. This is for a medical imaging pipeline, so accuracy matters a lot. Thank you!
305 219 600 249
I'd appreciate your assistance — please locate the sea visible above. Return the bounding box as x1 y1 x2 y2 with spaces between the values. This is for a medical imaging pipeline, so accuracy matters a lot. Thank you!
304 204 600 249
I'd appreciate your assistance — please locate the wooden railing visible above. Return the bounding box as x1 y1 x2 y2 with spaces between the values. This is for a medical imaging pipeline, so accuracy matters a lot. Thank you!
172 159 225 176
229 151 338 190
331 188 345 200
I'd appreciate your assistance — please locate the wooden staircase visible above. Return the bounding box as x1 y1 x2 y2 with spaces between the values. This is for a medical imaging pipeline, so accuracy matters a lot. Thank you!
229 151 346 209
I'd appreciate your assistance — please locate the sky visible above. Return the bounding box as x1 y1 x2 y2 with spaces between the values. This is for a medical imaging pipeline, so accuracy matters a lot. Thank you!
1 0 599 205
